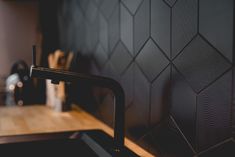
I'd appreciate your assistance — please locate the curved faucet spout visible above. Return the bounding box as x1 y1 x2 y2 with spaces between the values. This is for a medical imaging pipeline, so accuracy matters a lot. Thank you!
30 47 125 154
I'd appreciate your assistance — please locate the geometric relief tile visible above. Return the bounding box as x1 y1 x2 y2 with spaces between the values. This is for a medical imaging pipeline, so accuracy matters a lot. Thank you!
199 141 235 157
101 61 120 81
99 92 115 127
76 24 86 50
150 66 171 126
173 36 231 93
108 4 119 53
172 0 197 58
100 0 119 19
125 64 150 139
234 67 235 129
86 21 99 53
90 60 101 76
121 63 134 108
171 67 197 148
134 0 150 56
94 43 108 69
72 6 84 28
79 0 90 13
136 39 169 82
151 0 171 58
99 13 108 52
121 4 134 55
121 0 143 14
94 0 104 6
110 41 132 75
164 0 177 7
86 0 98 24
141 123 195 157
197 70 232 151
199 0 233 62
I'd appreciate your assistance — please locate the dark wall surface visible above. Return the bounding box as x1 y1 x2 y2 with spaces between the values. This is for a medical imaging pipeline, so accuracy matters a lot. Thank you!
54 0 235 156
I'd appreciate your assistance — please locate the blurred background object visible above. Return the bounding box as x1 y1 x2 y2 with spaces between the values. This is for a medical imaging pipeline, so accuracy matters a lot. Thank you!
46 50 74 111
5 60 34 106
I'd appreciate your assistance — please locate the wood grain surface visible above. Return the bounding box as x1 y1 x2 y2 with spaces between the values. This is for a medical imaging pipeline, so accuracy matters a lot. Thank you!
0 105 154 157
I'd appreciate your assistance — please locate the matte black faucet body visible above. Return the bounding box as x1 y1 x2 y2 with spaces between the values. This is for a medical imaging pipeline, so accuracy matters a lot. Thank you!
30 47 125 154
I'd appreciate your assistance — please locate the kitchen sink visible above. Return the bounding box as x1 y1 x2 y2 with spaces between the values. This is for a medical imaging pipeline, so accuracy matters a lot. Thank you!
0 129 139 157
0 47 140 156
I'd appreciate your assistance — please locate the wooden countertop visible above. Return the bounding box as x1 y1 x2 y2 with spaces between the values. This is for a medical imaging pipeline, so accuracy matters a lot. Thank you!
0 105 154 157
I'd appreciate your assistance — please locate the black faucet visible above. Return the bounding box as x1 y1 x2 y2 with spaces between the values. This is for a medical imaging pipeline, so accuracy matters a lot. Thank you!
30 46 125 154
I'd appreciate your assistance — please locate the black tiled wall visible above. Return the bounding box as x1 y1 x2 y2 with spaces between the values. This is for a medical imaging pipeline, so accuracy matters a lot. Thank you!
55 0 235 156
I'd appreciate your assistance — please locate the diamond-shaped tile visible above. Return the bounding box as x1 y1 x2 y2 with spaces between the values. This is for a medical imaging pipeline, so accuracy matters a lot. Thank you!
140 121 195 157
94 0 104 6
85 19 99 53
172 0 197 58
197 70 232 151
125 64 150 139
233 67 235 129
151 0 170 57
94 43 108 69
98 92 115 127
199 0 233 62
171 67 197 147
164 0 177 7
71 6 84 28
134 0 150 56
86 0 98 24
75 23 86 51
121 63 134 108
101 61 120 81
151 66 171 126
136 39 169 82
100 0 119 19
108 4 119 53
90 60 101 75
173 36 231 92
121 4 134 55
79 0 90 13
199 140 235 157
110 42 132 75
121 0 143 14
99 13 108 52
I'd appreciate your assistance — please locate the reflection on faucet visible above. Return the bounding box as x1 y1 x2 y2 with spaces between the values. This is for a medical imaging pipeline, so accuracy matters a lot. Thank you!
30 46 125 154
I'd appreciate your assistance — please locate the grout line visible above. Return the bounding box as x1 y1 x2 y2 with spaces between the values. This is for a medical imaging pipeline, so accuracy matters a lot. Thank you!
134 37 151 59
120 55 134 75
162 0 172 8
231 68 234 136
197 67 232 94
120 0 135 16
171 64 198 93
171 34 198 61
151 63 170 84
233 0 235 66
197 0 200 34
232 0 235 136
135 61 152 83
151 37 171 62
198 33 233 65
133 0 145 15
149 0 151 44
170 116 197 154
148 83 152 127
109 39 121 59
195 95 198 152
197 138 233 156
170 3 173 60
172 0 179 8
